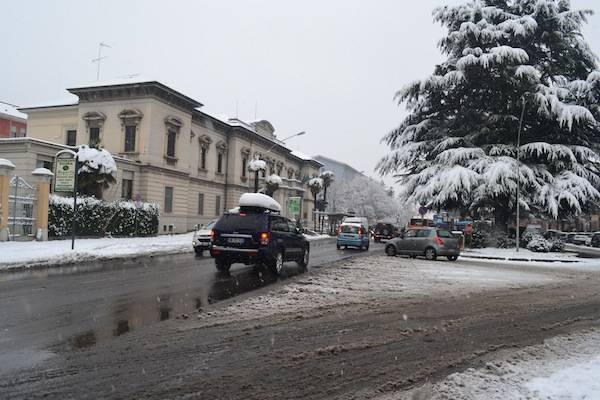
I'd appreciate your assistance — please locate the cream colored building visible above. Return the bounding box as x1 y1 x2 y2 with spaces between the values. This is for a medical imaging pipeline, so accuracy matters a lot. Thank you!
2 80 321 234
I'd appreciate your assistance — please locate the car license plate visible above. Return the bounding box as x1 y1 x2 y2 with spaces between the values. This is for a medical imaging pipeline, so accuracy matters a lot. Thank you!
228 238 245 244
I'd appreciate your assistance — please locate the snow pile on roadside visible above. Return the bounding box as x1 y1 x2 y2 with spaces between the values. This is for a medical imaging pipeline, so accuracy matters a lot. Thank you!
0 233 194 270
463 247 580 261
304 234 332 241
190 255 558 327
387 329 600 400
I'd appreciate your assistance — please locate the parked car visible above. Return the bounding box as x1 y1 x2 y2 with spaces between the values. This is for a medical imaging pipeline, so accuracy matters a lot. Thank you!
543 230 567 240
571 234 591 246
373 223 396 242
337 223 370 250
591 232 600 248
384 227 460 261
192 219 218 256
210 193 309 274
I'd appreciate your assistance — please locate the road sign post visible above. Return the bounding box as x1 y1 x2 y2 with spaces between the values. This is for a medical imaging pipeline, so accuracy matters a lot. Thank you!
55 150 78 250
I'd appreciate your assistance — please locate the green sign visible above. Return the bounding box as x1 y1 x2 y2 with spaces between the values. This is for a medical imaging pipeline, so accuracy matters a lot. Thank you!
288 197 301 215
55 158 76 192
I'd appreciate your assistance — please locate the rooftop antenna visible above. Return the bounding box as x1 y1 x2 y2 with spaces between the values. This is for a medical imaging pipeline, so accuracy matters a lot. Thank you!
92 42 111 81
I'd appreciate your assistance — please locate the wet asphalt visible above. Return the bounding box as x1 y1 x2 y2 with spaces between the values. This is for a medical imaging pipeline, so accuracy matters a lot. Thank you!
0 239 383 375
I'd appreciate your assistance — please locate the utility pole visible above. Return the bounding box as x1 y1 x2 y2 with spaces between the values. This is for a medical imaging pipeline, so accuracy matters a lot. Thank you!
516 97 526 252
92 42 111 81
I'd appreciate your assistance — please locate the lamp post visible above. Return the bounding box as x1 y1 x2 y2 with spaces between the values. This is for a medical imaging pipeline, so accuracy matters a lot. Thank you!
516 97 526 252
264 131 306 155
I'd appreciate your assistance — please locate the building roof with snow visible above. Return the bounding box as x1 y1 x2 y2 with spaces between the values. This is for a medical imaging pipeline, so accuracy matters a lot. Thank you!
18 77 321 167
0 101 27 122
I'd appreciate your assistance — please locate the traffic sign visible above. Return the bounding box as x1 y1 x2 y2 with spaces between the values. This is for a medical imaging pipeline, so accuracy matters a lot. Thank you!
288 197 301 215
55 158 76 192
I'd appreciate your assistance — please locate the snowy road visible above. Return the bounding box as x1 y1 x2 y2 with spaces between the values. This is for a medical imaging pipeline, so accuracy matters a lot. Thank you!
0 239 378 375
1 250 599 399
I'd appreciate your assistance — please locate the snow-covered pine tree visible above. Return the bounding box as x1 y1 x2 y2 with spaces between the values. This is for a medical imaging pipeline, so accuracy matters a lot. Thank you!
377 0 600 229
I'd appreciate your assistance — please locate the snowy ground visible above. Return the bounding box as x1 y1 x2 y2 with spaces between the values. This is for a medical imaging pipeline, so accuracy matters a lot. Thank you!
188 255 560 328
385 329 600 400
0 233 195 270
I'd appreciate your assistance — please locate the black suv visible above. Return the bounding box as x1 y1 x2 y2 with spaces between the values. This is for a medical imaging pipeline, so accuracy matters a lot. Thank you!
373 223 396 242
210 208 310 274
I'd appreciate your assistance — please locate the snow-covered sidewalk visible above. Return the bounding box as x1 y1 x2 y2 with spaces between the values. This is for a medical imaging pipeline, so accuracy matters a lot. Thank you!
387 329 600 400
462 247 583 263
0 233 334 271
0 233 195 271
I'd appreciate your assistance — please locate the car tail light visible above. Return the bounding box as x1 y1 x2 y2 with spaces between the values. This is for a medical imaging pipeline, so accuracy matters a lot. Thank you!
434 236 444 245
338 227 342 235
260 232 270 246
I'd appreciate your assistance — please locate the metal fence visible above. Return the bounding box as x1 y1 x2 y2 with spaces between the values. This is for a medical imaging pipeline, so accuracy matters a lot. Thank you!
8 176 36 241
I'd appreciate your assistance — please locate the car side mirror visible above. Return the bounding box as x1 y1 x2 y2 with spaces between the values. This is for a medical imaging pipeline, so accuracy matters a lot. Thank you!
193 224 199 232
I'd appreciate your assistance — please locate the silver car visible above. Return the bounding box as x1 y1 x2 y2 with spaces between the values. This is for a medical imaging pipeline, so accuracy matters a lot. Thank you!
385 227 460 261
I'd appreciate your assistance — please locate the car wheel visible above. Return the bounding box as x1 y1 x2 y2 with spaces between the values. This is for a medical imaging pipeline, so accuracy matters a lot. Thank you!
270 251 284 275
194 248 204 256
215 259 231 272
447 255 458 261
425 247 437 261
385 244 396 257
298 247 310 268
365 243 370 251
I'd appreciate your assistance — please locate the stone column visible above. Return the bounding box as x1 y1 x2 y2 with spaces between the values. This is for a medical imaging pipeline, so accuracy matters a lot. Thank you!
0 158 16 241
32 168 55 241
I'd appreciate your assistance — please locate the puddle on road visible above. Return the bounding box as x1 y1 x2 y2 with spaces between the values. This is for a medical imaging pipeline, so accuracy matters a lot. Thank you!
67 262 305 350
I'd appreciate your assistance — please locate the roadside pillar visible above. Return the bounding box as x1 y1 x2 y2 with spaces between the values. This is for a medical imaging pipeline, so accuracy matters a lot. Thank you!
32 167 54 241
0 158 16 241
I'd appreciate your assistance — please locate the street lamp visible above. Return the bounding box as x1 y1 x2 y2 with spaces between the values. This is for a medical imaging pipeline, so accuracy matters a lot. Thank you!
264 131 306 155
515 97 526 252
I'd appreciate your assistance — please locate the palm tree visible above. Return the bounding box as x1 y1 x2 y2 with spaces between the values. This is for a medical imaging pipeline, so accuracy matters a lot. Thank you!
308 177 323 231
319 171 334 231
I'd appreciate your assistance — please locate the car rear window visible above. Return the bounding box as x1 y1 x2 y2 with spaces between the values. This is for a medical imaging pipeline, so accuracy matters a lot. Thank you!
214 213 266 232
340 225 361 234
437 230 453 238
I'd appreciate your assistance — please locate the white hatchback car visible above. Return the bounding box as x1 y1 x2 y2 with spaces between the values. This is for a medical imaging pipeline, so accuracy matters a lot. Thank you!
192 219 218 256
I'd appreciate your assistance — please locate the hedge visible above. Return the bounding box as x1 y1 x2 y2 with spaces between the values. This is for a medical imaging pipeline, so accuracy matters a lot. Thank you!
49 195 159 238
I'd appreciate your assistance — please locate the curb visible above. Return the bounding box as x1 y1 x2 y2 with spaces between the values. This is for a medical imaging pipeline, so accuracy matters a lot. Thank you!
461 254 581 264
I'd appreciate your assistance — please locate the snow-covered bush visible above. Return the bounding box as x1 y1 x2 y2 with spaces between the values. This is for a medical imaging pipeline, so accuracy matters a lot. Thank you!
520 230 537 248
549 239 565 253
49 194 159 238
527 235 551 253
77 145 117 199
467 229 488 249
493 231 515 249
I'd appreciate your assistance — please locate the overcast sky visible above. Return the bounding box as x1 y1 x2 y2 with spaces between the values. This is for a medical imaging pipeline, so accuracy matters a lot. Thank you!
1 0 599 186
